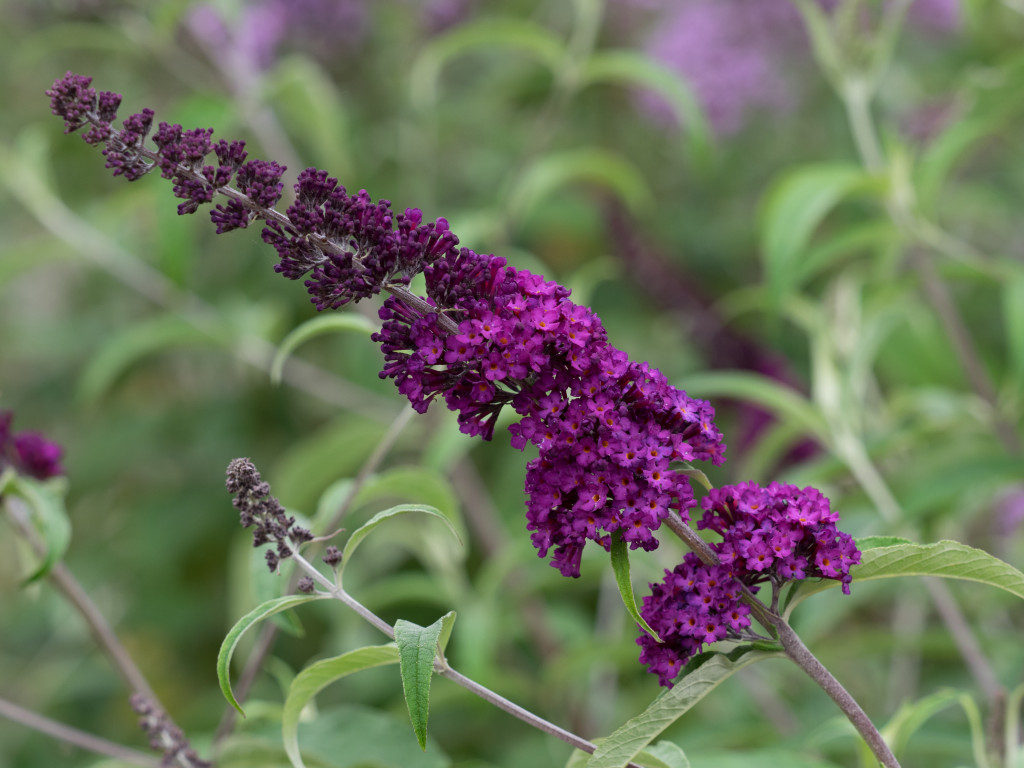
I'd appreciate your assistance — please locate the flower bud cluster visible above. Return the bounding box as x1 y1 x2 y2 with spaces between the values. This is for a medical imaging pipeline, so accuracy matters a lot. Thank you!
49 72 727 577
225 458 312 572
637 482 861 686
130 694 210 768
0 410 64 481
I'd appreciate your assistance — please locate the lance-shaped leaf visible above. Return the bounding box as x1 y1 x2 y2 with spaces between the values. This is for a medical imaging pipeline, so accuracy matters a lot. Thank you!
610 533 660 642
282 644 401 768
217 594 330 715
270 314 376 385
587 647 782 768
340 504 462 580
395 614 455 750
784 540 1024 618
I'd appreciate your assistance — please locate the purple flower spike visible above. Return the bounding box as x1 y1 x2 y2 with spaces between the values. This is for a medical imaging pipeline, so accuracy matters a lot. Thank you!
47 73 729 577
638 482 860 686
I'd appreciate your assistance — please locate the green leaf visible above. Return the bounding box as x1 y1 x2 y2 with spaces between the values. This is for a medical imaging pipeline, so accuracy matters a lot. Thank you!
409 18 564 110
785 540 1024 617
587 648 782 768
759 163 879 304
345 465 465 542
218 594 330 715
78 314 224 404
434 611 457 660
281 645 401 768
579 50 712 164
272 416 391 512
854 535 914 550
680 370 830 445
270 314 376 385
641 741 691 768
265 55 353 177
1002 270 1024 387
610 533 661 642
340 504 462 580
508 147 654 223
1 472 72 586
880 688 961 757
395 617 447 750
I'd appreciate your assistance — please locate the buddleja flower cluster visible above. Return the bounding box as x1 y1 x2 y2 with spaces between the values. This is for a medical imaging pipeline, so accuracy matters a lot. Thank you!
637 481 861 686
49 72 865 690
0 410 64 481
48 72 725 577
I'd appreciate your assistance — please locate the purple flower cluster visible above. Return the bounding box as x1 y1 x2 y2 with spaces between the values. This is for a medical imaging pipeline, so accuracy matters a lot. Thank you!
0 411 65 481
226 457 313 572
638 482 860 686
376 252 725 576
48 72 726 576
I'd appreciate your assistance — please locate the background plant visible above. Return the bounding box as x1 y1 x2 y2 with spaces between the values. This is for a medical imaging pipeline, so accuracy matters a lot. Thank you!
2 1 1024 767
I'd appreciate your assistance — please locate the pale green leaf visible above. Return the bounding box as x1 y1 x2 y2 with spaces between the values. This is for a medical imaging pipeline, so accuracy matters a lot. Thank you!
410 18 564 110
270 314 376 385
508 148 654 222
78 314 224 404
610 533 660 642
265 55 353 177
587 648 782 768
346 465 465 542
759 163 879 303
281 645 401 768
340 504 462 579
579 50 712 164
1002 271 1024 386
435 611 457 659
680 371 829 445
881 688 961 757
218 594 330 715
642 741 691 768
395 618 446 750
785 540 1024 617
1 473 72 586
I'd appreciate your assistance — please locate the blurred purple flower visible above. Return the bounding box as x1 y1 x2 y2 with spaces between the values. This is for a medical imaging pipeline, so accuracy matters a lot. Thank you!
626 0 961 136
639 0 800 136
186 0 368 73
995 486 1024 539
908 0 961 34
0 410 65 481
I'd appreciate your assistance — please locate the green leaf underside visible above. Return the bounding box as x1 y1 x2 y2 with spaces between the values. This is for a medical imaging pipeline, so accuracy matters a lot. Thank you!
610 533 661 642
270 314 376 385
587 648 783 768
2 473 72 586
217 594 330 715
785 540 1024 617
340 503 462 578
395 618 447 750
282 645 401 768
435 611 457 660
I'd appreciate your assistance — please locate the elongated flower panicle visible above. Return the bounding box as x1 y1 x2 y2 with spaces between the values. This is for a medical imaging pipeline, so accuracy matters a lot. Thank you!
48 72 726 576
0 410 65 481
225 458 312 572
638 482 860 686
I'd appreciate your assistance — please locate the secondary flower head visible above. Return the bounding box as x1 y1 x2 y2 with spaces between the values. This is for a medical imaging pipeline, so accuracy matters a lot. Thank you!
49 72 726 576
226 458 312 572
638 482 860 686
0 411 65 481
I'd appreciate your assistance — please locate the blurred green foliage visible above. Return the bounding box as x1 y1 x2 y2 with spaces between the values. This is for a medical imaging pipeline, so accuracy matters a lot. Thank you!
2 1 1023 767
